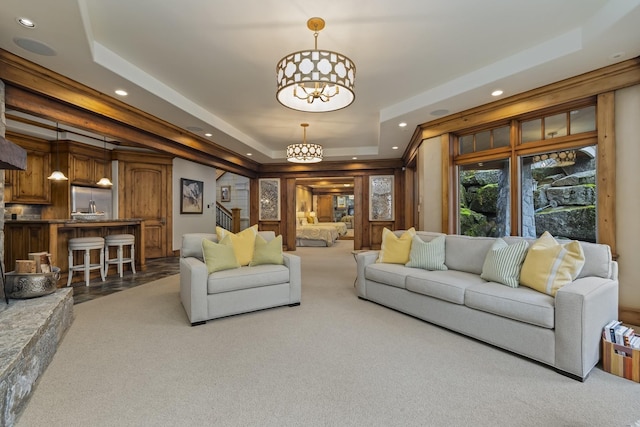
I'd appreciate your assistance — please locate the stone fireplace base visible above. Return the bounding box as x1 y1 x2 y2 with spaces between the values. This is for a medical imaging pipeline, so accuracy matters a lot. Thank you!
0 288 73 426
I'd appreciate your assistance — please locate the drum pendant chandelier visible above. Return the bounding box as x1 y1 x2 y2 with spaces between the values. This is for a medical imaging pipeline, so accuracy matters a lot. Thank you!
276 17 356 113
287 123 323 163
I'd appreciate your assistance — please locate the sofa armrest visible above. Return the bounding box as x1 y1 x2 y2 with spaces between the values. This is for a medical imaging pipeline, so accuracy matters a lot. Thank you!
180 257 209 325
355 251 379 298
283 253 302 304
554 277 619 379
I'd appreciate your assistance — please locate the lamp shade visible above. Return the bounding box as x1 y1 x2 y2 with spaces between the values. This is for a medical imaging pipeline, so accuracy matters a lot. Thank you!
287 123 323 163
276 17 355 113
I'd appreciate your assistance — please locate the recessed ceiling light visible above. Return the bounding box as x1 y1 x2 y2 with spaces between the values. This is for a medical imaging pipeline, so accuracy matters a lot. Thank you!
343 184 350 187
352 157 357 160
491 90 503 97
204 133 212 137
247 153 252 156
398 122 407 128
392 146 398 150
115 89 128 96
17 17 36 28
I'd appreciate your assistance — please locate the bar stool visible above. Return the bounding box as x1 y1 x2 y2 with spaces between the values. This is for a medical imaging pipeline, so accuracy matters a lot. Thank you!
67 237 106 287
104 234 137 278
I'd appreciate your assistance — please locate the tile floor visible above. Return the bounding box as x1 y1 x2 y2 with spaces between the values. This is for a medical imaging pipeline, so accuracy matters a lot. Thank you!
68 256 180 304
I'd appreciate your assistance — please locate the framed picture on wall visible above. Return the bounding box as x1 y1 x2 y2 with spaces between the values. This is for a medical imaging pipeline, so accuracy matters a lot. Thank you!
369 175 394 221
221 185 231 202
180 178 204 214
259 178 280 221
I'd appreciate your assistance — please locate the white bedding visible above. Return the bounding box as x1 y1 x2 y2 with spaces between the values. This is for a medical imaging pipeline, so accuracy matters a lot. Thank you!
308 221 347 236
296 225 339 246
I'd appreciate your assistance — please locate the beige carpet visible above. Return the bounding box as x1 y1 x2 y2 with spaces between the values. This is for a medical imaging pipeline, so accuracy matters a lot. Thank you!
16 241 640 426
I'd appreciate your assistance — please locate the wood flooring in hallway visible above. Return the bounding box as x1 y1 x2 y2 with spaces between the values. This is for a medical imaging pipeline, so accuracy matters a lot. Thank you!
69 256 180 304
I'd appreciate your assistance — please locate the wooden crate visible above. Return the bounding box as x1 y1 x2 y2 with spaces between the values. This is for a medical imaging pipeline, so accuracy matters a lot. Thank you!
602 336 640 382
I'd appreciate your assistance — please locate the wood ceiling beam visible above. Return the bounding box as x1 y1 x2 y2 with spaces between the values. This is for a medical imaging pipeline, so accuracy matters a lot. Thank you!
0 48 259 177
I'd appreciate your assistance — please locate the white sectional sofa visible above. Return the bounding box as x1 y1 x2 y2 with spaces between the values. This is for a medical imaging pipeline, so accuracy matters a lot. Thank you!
180 231 301 325
355 231 618 380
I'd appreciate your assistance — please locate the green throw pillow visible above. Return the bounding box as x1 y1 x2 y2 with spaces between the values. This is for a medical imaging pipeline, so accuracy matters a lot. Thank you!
250 234 284 266
405 235 447 271
202 237 240 273
480 239 529 288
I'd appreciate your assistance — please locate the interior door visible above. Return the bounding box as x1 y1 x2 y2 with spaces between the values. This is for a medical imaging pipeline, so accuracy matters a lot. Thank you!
121 162 172 258
316 195 333 222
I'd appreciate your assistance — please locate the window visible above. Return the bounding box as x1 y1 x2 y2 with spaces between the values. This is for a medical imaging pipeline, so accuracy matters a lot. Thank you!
521 106 596 143
458 159 510 237
521 145 597 242
458 125 510 155
453 102 597 238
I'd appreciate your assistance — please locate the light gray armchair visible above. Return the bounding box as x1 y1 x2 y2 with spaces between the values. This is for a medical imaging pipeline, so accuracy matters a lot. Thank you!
179 231 301 326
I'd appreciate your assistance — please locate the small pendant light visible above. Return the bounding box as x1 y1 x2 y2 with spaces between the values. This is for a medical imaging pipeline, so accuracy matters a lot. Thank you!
96 136 113 186
48 123 68 181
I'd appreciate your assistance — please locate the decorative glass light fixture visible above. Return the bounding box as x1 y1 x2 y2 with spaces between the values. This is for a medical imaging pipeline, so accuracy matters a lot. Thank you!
276 17 356 113
532 150 576 168
96 136 113 186
47 123 68 181
287 123 323 163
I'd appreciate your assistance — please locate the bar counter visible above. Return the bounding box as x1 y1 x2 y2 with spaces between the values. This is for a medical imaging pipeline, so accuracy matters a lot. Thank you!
4 218 145 286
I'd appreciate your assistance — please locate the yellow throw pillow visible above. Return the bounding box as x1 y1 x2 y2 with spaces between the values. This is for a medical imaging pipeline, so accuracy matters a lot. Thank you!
202 238 240 274
519 231 585 296
250 234 284 266
306 216 314 224
215 225 258 266
377 227 416 264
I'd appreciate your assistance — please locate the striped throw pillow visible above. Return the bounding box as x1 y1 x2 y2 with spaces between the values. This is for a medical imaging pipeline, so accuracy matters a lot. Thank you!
519 231 585 296
405 235 447 271
480 238 529 288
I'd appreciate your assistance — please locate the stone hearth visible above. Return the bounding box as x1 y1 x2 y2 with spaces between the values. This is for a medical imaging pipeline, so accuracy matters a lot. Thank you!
0 289 74 426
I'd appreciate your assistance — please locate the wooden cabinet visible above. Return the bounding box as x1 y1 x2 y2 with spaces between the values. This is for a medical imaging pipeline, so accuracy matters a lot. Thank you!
3 223 49 272
316 195 334 222
69 145 110 185
4 132 51 204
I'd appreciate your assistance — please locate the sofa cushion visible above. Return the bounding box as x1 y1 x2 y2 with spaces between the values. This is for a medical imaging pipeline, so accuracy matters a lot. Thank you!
465 282 556 328
202 237 240 273
216 225 258 266
207 264 290 294
445 235 497 274
405 235 447 271
250 234 284 266
480 239 529 288
576 241 612 279
182 233 218 260
377 227 416 264
405 270 487 305
520 231 585 296
365 263 414 289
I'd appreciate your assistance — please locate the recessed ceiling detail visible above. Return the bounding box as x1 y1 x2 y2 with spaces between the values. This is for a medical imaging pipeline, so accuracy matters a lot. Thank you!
13 37 56 56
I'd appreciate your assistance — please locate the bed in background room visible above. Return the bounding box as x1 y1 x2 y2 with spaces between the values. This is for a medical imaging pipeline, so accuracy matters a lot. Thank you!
296 225 339 247
297 212 348 237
